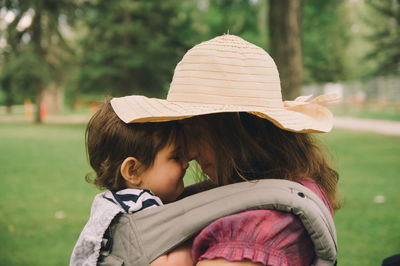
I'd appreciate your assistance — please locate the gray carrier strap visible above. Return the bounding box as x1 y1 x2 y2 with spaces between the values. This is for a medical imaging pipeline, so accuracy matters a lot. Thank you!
100 179 337 266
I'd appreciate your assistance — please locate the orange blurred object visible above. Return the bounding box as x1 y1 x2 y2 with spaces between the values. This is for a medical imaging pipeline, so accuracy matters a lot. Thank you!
24 99 33 120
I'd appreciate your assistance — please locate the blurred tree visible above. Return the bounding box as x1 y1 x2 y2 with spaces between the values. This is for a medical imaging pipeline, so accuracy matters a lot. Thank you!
0 72 13 114
0 36 15 114
74 0 194 99
0 0 374 113
1 51 50 113
269 0 303 100
191 0 266 47
302 0 351 84
0 0 77 122
365 0 400 75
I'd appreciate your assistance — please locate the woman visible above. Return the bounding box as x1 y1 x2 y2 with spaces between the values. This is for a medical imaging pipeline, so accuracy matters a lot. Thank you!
183 113 338 266
110 34 340 266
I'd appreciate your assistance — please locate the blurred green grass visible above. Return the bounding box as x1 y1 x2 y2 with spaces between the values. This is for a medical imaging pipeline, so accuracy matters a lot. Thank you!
319 130 400 265
0 122 399 265
0 123 97 265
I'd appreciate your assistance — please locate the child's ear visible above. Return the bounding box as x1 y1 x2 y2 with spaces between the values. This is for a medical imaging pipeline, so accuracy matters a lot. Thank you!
120 157 142 187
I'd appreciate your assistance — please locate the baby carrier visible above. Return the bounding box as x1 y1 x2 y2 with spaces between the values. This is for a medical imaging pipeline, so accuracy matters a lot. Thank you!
72 180 337 266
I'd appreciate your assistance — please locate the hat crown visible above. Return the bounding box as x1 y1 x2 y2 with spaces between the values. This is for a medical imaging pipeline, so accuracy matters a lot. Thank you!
167 35 283 108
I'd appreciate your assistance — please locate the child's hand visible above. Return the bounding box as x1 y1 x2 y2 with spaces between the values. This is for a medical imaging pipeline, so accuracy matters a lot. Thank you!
150 243 194 266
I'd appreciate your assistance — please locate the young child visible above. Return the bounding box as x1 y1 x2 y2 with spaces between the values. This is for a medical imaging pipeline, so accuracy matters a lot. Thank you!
70 98 193 266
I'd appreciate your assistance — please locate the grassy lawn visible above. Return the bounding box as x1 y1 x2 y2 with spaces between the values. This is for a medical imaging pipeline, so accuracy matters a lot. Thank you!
319 130 400 265
0 122 399 265
0 123 97 265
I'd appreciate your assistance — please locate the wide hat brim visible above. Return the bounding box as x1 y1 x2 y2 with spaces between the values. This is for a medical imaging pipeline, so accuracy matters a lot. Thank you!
111 94 336 133
111 35 338 133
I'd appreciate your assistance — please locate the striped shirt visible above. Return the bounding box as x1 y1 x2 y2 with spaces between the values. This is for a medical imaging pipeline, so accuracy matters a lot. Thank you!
104 188 163 214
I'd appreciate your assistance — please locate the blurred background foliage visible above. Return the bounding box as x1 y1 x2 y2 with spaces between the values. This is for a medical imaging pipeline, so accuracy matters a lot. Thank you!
0 0 399 121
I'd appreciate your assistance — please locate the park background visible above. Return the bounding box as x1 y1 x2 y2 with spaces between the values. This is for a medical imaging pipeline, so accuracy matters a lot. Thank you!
0 0 399 265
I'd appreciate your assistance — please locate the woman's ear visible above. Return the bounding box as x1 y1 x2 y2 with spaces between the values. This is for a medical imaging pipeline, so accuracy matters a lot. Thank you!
120 157 142 187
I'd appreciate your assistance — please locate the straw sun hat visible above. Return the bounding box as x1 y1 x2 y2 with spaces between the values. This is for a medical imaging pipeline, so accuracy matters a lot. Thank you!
111 35 339 133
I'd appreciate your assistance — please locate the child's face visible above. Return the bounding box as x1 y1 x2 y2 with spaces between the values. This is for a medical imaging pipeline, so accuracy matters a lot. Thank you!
139 143 188 203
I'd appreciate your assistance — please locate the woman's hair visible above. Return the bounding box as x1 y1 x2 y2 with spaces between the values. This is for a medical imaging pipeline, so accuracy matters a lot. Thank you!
185 112 340 210
85 98 185 190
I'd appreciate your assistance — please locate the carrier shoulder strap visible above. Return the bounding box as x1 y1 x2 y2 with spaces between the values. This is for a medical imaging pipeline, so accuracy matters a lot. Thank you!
100 179 337 266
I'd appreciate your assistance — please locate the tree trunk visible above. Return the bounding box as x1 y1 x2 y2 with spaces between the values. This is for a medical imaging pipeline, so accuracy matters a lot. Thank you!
32 0 44 123
268 0 303 100
35 88 43 123
2 77 13 114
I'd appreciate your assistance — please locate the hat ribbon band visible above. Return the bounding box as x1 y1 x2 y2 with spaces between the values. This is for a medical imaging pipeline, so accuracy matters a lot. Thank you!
283 94 340 109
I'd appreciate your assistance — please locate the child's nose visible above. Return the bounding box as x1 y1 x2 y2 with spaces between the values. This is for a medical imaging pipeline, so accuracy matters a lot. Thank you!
181 159 189 170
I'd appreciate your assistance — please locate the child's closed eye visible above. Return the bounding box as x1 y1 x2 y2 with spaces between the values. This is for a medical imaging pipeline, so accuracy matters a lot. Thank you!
169 151 182 161
170 151 188 164
171 155 180 161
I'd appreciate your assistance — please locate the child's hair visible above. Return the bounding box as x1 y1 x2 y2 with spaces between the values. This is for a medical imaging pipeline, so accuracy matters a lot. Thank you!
85 97 185 190
185 112 340 210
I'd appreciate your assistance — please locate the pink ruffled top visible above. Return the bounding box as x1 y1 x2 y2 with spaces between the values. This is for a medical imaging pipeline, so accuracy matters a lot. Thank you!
191 179 333 266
